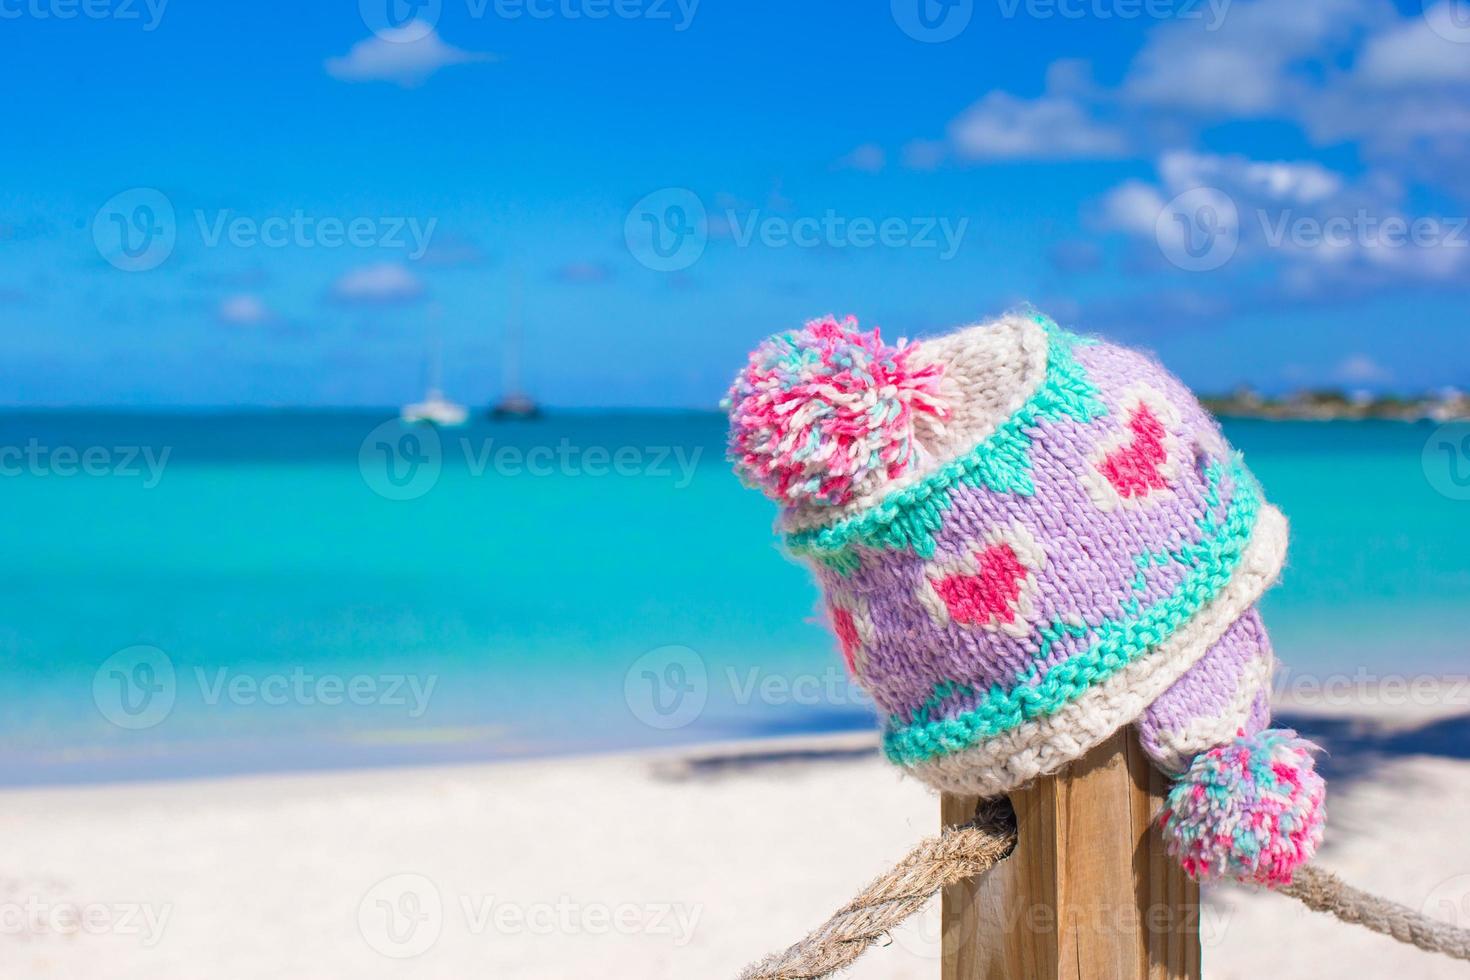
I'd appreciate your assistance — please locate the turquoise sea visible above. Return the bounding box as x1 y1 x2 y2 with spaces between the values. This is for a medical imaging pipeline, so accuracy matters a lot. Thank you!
3 412 1467 786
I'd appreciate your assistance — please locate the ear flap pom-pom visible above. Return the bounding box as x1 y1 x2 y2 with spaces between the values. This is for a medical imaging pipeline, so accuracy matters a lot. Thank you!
1159 728 1326 887
724 315 949 507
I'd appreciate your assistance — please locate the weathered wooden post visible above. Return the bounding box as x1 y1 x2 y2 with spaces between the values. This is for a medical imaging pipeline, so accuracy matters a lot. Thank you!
940 728 1201 980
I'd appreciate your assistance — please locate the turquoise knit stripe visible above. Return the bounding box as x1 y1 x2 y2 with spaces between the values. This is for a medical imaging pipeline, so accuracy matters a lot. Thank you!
900 459 1233 730
785 317 1109 562
882 459 1262 768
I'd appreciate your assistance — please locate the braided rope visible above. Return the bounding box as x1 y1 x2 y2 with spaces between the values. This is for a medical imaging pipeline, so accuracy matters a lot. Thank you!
739 802 1017 980
1282 865 1470 962
741 815 1470 980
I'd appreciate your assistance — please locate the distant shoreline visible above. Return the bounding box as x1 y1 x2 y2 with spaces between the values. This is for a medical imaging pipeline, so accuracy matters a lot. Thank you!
1204 391 1469 423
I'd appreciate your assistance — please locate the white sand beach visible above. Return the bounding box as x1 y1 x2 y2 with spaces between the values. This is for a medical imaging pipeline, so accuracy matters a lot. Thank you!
3 706 1469 979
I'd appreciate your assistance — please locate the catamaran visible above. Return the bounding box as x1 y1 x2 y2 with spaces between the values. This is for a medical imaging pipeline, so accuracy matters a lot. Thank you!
401 327 468 426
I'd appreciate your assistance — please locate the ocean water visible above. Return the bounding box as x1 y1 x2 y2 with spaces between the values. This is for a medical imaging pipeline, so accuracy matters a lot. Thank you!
2 412 1466 786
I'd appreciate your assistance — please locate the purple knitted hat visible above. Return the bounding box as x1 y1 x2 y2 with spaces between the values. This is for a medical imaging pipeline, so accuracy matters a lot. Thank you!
726 311 1326 887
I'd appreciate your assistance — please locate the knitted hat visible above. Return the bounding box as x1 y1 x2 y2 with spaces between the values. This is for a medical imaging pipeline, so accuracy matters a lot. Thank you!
725 311 1326 887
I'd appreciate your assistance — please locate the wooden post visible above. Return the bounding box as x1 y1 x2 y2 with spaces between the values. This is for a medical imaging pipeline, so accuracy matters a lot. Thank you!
940 727 1201 980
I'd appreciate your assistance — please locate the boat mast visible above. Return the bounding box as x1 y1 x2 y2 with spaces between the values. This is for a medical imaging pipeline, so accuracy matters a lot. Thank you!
504 271 522 398
426 304 444 397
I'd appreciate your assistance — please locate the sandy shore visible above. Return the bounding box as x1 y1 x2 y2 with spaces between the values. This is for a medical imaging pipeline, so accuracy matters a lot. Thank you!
2 714 1468 979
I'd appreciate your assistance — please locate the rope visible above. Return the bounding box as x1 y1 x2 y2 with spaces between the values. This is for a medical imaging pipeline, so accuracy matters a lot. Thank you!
740 809 1470 979
1282 865 1470 962
739 801 1017 980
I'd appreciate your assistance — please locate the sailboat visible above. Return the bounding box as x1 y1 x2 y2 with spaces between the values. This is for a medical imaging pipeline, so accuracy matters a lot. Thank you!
489 274 541 420
401 321 468 427
402 387 468 427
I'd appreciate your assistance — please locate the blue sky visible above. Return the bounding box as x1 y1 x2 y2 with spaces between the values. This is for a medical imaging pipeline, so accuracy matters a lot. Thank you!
2 0 1469 407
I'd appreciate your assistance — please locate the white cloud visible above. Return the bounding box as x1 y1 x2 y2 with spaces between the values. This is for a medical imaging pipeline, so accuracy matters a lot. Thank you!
325 22 492 87
1095 150 1470 295
939 61 1128 162
1335 353 1393 384
330 263 424 304
1115 0 1470 197
1095 180 1167 235
1356 5 1470 86
906 0 1470 201
1127 48 1284 115
1157 151 1344 204
901 139 947 170
553 261 613 284
834 143 886 173
217 294 274 326
949 92 1129 160
1121 0 1389 115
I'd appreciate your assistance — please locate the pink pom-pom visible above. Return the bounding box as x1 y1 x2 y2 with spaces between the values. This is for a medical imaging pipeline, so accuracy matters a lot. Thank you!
1159 728 1326 887
724 315 948 507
